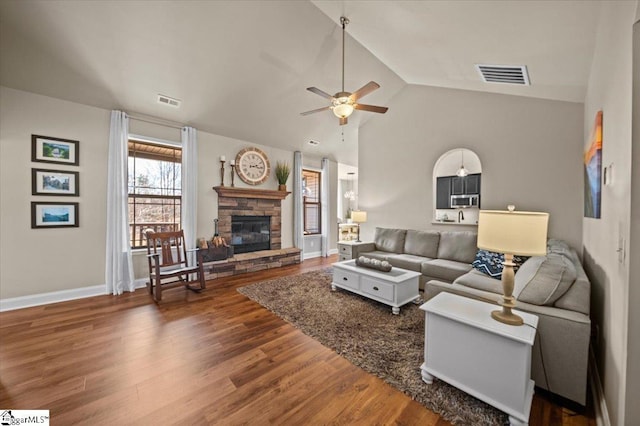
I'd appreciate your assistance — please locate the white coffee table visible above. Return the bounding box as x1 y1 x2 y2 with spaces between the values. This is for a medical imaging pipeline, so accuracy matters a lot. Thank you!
420 292 539 425
331 260 420 314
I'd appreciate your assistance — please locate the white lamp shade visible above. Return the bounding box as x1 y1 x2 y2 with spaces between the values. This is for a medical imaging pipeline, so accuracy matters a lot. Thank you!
477 210 549 256
333 103 354 118
351 211 367 223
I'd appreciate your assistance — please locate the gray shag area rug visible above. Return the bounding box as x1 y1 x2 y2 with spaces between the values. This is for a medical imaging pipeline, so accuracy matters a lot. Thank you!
238 268 508 425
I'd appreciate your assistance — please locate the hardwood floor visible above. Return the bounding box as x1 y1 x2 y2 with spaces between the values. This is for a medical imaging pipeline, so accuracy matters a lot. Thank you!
0 256 595 425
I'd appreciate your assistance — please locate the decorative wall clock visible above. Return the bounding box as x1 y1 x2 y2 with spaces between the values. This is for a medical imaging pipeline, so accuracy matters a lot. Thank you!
235 147 271 185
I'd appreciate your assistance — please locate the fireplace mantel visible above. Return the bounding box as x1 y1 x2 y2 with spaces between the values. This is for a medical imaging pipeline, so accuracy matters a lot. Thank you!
213 186 290 200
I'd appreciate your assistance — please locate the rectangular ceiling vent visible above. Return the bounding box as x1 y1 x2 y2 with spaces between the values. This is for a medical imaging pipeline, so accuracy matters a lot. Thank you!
157 94 181 108
475 64 530 86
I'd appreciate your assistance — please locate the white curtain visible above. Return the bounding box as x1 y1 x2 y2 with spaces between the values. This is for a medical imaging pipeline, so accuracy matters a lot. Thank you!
321 157 329 257
105 111 135 295
181 126 198 267
293 151 304 257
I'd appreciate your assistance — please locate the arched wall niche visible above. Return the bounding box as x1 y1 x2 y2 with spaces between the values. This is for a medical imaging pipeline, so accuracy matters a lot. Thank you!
432 148 482 225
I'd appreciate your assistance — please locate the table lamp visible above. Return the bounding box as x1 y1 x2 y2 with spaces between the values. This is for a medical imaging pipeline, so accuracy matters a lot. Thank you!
351 210 367 242
477 206 549 326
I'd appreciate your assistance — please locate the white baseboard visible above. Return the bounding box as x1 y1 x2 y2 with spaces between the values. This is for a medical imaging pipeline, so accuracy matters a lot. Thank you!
589 346 611 426
304 248 339 260
0 284 107 312
0 278 149 312
303 250 322 260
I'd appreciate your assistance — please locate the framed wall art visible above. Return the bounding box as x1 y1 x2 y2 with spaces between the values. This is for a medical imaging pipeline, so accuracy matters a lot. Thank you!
31 135 79 166
31 202 79 229
584 110 603 219
32 168 79 196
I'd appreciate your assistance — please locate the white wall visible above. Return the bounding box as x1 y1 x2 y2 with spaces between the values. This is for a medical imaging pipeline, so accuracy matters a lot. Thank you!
358 84 584 250
582 2 638 425
0 86 319 300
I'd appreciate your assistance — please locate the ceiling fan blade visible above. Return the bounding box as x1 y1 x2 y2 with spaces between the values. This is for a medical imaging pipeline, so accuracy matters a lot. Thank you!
339 117 348 126
306 87 335 100
350 81 380 101
300 106 332 116
355 103 389 114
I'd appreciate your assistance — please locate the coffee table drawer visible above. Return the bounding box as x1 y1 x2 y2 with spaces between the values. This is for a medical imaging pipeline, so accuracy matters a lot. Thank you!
361 277 394 302
334 269 360 290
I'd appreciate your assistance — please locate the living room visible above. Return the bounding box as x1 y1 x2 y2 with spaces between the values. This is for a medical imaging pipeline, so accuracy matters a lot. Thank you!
1 1 639 425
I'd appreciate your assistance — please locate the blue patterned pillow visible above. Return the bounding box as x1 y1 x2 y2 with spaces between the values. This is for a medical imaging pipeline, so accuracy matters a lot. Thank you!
472 250 530 280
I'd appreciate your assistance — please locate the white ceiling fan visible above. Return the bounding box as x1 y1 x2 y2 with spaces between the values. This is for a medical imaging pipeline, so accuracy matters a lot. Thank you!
301 17 389 126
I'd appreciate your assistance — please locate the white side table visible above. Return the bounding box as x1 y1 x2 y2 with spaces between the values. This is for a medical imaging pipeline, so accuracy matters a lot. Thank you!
420 293 539 426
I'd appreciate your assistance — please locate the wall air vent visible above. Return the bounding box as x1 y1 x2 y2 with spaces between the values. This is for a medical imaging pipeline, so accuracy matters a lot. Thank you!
475 64 530 85
157 94 181 108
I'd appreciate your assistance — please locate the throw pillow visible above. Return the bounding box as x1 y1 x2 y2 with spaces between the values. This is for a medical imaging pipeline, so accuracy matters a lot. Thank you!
513 254 577 305
471 250 530 280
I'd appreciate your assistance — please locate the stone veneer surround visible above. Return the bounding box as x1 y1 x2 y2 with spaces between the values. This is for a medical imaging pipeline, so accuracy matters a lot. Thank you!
207 187 299 278
216 192 285 250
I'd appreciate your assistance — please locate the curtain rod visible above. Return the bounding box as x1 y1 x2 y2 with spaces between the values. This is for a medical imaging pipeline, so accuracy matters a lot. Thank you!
127 113 185 130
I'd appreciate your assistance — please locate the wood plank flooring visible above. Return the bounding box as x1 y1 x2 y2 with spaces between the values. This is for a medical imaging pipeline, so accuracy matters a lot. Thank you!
0 256 595 425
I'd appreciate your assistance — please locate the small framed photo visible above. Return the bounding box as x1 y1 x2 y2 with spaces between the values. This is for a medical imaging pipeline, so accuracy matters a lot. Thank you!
31 135 79 166
31 202 79 229
32 168 79 196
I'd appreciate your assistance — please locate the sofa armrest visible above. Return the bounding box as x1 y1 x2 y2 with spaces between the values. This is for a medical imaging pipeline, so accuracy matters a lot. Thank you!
352 242 376 258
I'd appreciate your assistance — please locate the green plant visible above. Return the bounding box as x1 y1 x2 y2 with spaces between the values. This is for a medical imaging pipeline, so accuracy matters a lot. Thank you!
275 161 291 185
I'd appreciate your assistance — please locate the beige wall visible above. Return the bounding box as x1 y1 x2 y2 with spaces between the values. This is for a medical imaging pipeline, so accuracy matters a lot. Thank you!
1 86 334 300
582 2 637 425
357 84 584 250
627 17 640 426
0 86 110 298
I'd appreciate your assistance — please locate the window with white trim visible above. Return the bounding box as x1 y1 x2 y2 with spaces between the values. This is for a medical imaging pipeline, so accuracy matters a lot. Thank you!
127 139 181 248
302 169 321 235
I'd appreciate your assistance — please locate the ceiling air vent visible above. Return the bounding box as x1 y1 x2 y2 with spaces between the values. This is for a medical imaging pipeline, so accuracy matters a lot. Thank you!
475 64 530 86
157 94 181 108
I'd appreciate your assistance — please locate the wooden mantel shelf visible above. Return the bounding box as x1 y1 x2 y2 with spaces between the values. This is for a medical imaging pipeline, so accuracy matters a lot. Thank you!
213 186 291 200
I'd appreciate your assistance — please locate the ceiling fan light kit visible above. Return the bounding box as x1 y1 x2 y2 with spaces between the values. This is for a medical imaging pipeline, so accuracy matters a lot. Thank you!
301 16 388 126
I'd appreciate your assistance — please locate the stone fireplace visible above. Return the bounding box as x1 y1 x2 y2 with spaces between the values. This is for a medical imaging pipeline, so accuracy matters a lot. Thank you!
215 187 284 250
202 186 300 281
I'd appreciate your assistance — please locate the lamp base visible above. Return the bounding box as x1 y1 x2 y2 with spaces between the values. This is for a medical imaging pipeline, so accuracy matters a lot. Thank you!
491 309 524 326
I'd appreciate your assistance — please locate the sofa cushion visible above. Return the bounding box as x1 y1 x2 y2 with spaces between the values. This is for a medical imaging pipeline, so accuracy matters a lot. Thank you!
471 249 530 280
404 230 440 258
547 238 572 257
385 253 431 272
421 259 472 283
514 254 577 306
454 269 505 294
436 231 477 263
374 228 407 253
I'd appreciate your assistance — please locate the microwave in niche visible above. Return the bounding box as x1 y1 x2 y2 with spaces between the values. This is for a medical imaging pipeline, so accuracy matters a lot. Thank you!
450 194 479 208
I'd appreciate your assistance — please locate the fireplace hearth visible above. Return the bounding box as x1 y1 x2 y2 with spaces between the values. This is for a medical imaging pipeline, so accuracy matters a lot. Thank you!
231 215 271 254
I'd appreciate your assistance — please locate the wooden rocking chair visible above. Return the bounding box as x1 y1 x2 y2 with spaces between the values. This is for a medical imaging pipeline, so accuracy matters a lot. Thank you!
145 229 205 302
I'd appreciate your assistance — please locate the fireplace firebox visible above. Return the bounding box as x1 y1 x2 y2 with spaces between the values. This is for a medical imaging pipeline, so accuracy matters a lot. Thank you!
231 215 271 254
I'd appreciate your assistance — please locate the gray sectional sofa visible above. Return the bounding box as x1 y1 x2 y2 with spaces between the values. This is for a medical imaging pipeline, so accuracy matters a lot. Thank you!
351 227 591 405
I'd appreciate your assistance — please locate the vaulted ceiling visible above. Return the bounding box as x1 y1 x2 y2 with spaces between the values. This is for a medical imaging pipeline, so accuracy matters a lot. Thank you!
0 1 603 166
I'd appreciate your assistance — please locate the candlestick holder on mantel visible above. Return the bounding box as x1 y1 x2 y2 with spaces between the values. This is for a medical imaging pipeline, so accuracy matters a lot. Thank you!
219 159 226 186
230 161 236 187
